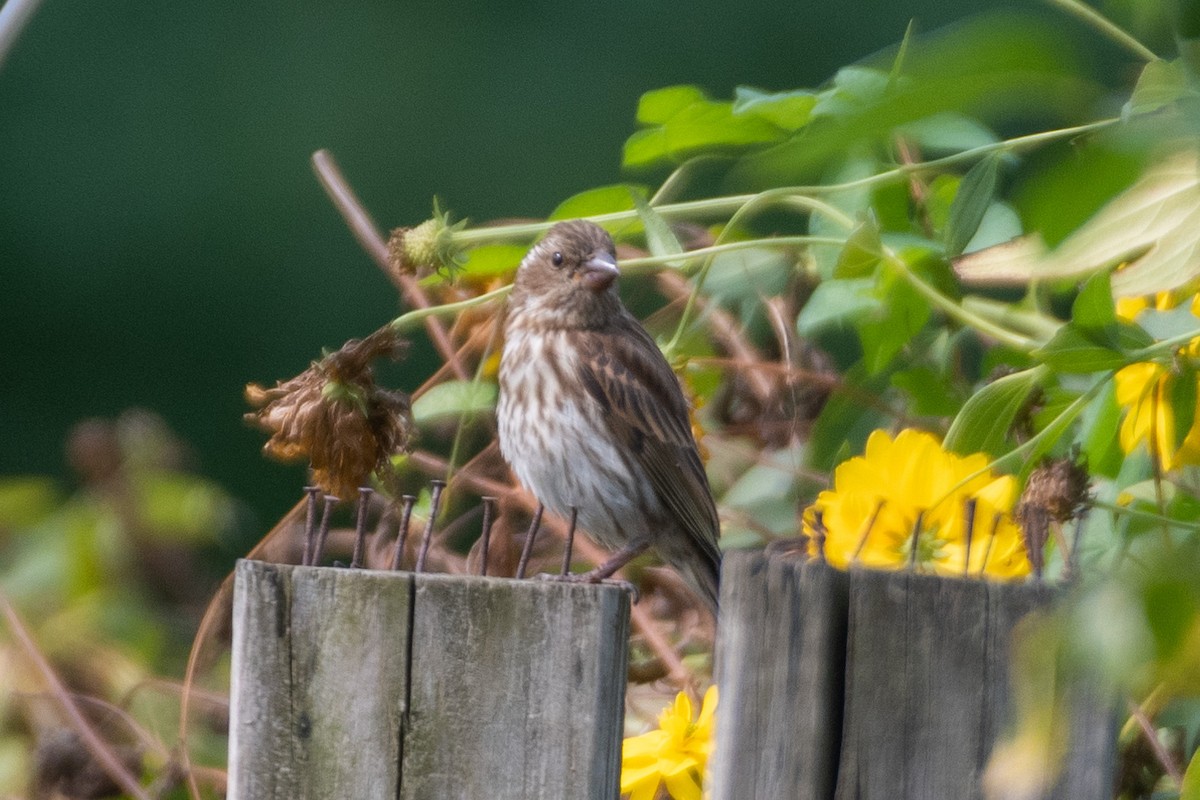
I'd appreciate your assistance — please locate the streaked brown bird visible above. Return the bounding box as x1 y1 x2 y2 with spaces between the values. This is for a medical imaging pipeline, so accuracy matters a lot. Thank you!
497 219 722 613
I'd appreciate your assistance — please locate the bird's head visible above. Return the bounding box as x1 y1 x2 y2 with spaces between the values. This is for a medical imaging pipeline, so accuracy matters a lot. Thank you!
508 220 622 327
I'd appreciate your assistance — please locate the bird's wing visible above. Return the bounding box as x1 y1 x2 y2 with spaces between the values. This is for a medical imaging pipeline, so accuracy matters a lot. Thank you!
575 318 721 564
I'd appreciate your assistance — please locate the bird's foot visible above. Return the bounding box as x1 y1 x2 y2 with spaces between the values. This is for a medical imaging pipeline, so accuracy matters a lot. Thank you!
533 571 640 603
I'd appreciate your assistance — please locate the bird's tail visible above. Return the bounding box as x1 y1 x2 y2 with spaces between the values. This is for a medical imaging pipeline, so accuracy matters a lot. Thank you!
680 551 721 619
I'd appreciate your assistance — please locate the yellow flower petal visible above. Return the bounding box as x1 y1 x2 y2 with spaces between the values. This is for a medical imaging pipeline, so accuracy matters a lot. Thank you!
803 428 1030 579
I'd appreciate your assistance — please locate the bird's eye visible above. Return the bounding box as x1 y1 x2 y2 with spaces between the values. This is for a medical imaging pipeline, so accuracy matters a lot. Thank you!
551 251 564 268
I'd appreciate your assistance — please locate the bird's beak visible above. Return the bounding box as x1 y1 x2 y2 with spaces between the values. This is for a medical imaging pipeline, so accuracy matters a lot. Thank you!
580 252 619 292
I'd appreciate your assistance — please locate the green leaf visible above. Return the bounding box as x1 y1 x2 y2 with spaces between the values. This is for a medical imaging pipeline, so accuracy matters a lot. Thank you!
0 477 62 529
955 149 1200 296
945 152 1002 256
636 85 708 125
1181 742 1200 800
856 270 929 374
796 278 878 334
897 112 998 153
1072 271 1117 331
549 184 644 221
1021 378 1107 477
811 66 891 118
944 367 1042 458
623 94 784 170
1170 361 1198 452
809 154 878 279
703 247 792 318
459 244 529 279
1117 321 1156 351
808 365 892 471
412 380 497 424
732 86 817 130
891 366 964 416
1034 326 1125 372
135 472 235 543
963 202 1023 254
631 193 684 267
1079 380 1123 478
834 215 882 278
1123 59 1200 119
622 129 671 171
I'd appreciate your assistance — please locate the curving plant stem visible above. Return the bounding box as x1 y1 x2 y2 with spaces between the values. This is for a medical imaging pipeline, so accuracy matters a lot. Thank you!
310 150 470 381
0 591 153 800
0 0 44 71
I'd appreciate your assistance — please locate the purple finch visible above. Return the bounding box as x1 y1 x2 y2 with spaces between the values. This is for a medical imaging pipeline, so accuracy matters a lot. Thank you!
497 220 722 613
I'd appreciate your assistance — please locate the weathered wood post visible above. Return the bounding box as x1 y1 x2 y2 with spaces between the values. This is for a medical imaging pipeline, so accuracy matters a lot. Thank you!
228 560 630 800
711 549 1117 800
835 568 1116 800
710 550 849 800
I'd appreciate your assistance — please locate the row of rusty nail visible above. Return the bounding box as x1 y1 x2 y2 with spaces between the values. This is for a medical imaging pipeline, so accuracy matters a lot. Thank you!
807 498 1042 580
299 484 578 579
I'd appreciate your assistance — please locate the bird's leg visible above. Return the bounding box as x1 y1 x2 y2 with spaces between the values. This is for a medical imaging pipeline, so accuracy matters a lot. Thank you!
350 487 372 569
515 502 544 579
579 539 650 582
537 537 648 603
559 507 578 577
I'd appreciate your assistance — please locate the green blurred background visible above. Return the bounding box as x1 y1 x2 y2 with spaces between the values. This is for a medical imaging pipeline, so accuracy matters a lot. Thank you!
0 0 1120 545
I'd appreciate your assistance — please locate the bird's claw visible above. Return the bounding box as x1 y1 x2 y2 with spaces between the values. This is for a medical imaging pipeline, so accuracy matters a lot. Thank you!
533 572 640 603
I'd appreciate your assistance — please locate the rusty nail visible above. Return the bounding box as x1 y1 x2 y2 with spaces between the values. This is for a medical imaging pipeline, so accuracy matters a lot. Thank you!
414 480 446 573
515 503 544 579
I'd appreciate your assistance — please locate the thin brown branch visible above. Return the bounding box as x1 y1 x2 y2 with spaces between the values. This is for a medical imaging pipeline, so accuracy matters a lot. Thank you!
179 496 306 800
16 691 171 761
406 449 694 686
656 271 775 404
895 135 935 238
1127 698 1183 786
310 149 470 381
0 591 153 800
0 0 44 71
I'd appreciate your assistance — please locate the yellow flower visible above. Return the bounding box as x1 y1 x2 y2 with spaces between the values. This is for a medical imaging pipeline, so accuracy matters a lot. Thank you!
1114 360 1200 471
1113 282 1200 470
621 687 717 800
1115 278 1200 322
803 429 1030 579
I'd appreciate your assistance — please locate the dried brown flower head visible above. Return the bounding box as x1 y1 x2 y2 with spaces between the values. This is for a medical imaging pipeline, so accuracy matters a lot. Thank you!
245 328 414 498
1015 455 1091 576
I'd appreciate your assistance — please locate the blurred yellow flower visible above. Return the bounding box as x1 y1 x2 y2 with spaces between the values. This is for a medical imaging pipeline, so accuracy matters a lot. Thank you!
621 687 717 800
1114 360 1200 471
1113 284 1200 471
803 429 1030 579
1114 279 1200 323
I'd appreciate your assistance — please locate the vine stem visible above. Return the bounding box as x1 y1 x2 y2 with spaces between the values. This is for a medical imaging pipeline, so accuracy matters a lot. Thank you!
449 118 1121 248
922 367 1104 523
1131 328 1200 361
1043 0 1159 62
1091 498 1200 532
390 284 512 332
882 249 1039 352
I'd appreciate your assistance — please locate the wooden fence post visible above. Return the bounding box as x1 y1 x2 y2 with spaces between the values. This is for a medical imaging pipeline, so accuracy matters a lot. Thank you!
711 550 1117 800
836 568 1116 800
710 550 850 800
228 560 630 800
